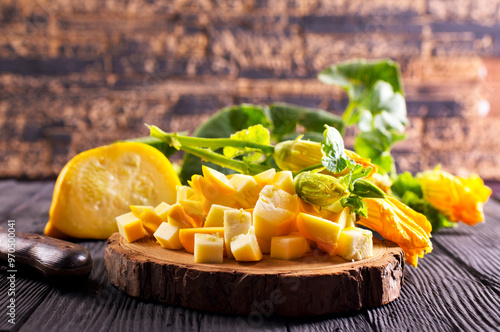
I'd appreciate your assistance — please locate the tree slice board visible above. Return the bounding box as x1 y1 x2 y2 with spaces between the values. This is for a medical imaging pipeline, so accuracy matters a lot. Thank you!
104 233 405 316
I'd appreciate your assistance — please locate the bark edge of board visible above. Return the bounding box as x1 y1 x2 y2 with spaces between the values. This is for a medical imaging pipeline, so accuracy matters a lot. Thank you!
104 233 405 316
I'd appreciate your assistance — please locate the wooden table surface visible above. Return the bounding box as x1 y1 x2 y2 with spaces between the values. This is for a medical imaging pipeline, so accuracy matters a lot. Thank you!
0 180 499 332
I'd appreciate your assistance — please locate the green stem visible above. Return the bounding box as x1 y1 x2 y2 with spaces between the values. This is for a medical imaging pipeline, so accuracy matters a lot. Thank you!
293 164 324 175
149 125 275 154
181 146 270 175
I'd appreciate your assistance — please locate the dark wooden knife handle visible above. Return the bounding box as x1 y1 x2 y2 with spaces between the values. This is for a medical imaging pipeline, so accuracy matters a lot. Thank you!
0 231 92 278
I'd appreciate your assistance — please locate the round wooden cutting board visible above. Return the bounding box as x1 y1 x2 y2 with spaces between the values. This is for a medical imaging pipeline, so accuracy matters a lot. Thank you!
104 233 405 316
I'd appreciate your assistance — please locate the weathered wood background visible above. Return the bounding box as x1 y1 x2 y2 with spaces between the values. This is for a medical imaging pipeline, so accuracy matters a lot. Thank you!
1 0 500 179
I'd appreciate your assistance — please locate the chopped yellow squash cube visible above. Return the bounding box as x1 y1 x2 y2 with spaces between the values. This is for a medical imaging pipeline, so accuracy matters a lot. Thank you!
319 207 351 229
116 212 147 243
205 205 236 227
336 227 373 261
129 205 154 218
224 209 252 258
230 228 263 262
154 222 183 249
270 234 308 260
296 212 342 255
177 185 195 201
167 203 193 229
253 168 276 188
179 227 225 254
194 233 224 263
139 208 164 234
202 166 236 195
256 237 271 254
189 174 238 213
178 199 206 227
272 171 295 195
230 174 261 208
154 202 172 221
253 185 299 241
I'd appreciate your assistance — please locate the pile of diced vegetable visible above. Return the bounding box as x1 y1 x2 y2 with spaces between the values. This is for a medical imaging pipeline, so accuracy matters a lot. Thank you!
116 166 373 264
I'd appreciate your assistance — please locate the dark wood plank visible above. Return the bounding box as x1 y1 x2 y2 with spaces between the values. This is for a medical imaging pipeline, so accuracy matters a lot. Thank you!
429 201 500 295
0 181 51 223
0 182 55 332
365 241 500 331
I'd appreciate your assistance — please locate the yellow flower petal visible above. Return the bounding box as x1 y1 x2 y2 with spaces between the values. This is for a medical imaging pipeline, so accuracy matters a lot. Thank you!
357 198 433 267
417 169 491 226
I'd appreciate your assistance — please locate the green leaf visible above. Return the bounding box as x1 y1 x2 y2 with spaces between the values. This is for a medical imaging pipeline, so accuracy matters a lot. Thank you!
341 195 368 217
321 125 351 173
179 104 272 183
364 81 407 132
318 58 404 97
354 129 406 174
223 124 270 162
391 172 423 198
352 179 386 199
269 103 343 140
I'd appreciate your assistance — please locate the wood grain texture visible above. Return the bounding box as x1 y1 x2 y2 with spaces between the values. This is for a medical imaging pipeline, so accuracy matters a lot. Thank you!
0 180 499 332
104 234 405 316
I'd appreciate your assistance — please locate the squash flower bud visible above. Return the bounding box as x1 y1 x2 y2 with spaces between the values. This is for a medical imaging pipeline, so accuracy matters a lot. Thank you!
294 172 348 207
273 139 323 171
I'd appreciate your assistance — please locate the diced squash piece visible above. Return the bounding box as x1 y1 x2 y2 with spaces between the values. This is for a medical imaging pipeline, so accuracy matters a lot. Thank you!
154 222 183 249
319 207 351 229
230 229 263 262
289 231 312 253
298 199 321 216
296 212 342 255
253 168 276 188
116 212 147 243
224 209 252 258
345 211 357 228
253 185 299 242
272 171 295 195
139 209 164 234
194 234 224 263
129 205 154 218
154 202 172 221
270 234 308 260
336 227 373 261
230 174 261 208
190 175 238 213
202 166 236 195
179 227 224 254
205 205 236 227
256 237 271 254
167 203 193 229
177 185 195 201
179 199 206 227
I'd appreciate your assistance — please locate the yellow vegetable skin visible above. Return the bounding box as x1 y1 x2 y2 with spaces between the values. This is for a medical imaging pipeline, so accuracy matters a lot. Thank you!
47 142 180 239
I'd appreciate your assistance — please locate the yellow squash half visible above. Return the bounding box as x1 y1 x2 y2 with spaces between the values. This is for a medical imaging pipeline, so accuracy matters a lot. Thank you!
45 142 180 239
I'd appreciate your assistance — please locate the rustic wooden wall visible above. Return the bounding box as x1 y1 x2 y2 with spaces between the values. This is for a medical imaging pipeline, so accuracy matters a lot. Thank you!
1 0 499 179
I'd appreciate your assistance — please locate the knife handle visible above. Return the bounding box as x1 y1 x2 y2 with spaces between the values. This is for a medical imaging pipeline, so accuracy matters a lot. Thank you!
0 231 92 278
